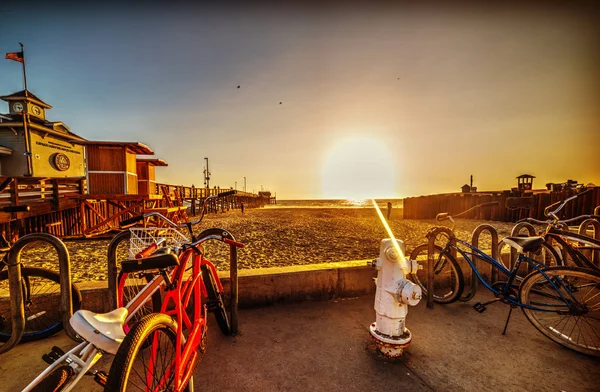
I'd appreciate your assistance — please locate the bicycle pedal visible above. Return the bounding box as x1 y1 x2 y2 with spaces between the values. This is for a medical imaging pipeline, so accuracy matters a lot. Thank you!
473 302 487 313
93 370 108 387
52 346 66 356
41 346 66 364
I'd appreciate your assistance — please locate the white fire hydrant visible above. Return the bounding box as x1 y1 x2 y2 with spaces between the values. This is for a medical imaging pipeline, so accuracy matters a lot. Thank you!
369 238 421 358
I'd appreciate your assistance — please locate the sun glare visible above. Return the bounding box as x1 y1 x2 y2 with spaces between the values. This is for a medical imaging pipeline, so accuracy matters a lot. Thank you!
321 137 395 200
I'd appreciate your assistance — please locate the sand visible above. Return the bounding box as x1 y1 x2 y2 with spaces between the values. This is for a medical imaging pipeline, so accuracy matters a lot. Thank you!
13 207 519 283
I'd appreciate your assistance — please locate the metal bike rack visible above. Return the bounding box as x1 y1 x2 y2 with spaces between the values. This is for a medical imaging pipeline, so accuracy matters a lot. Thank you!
107 228 239 334
229 242 239 335
107 230 131 311
507 222 537 271
463 225 499 302
0 252 25 354
0 233 77 354
578 218 600 265
425 226 455 309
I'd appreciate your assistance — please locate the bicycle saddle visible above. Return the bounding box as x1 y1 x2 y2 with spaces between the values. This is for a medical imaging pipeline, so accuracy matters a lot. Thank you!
121 251 180 273
503 236 545 253
70 308 128 355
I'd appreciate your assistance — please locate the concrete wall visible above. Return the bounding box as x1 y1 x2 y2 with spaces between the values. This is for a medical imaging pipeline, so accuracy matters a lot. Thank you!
77 260 377 313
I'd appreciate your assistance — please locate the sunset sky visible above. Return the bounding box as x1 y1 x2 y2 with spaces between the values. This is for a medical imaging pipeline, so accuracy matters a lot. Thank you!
0 2 598 199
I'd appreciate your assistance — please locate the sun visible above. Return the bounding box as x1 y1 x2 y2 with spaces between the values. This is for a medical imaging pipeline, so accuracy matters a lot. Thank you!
321 137 395 200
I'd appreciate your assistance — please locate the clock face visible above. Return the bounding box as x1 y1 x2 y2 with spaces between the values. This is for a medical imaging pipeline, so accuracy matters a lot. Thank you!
12 102 24 112
31 105 42 116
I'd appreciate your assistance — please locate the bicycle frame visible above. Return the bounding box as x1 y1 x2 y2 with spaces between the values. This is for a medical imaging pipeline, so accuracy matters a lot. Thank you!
543 229 600 271
444 239 574 312
23 273 165 392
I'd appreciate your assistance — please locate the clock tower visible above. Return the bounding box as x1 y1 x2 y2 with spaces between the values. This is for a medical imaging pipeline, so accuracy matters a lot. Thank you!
2 90 50 120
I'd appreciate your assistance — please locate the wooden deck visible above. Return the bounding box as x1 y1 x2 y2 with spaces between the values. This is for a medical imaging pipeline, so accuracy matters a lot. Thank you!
0 177 270 239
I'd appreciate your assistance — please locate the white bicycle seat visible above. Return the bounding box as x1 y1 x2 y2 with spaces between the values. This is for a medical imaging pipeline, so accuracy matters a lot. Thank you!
70 308 128 355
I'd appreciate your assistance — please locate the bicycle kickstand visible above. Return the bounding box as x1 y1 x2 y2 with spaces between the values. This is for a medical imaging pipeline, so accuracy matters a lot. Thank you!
502 305 516 335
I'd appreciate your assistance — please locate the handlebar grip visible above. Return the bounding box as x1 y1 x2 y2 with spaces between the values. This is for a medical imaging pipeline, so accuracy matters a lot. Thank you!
217 190 236 197
544 200 562 216
0 205 30 213
223 238 245 248
120 215 145 227
436 213 449 221
135 243 158 259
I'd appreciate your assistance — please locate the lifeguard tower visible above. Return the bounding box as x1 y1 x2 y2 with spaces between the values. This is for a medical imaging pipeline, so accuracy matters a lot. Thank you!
516 174 535 192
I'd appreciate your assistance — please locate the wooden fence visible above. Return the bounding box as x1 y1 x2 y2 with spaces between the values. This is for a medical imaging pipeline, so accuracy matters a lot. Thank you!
403 187 600 222
0 176 269 239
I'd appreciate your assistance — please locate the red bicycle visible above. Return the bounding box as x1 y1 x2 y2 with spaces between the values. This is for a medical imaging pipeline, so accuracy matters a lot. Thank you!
105 205 244 391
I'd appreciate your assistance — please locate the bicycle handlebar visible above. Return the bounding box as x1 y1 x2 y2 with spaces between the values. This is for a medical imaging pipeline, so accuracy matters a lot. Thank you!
518 214 600 226
544 188 593 218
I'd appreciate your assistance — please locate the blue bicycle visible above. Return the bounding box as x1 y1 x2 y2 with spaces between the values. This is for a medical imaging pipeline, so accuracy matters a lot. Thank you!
414 210 600 357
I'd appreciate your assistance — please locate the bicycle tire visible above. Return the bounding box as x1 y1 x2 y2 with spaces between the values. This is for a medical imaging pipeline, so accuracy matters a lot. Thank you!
117 270 162 332
409 244 464 304
0 267 82 343
30 365 75 392
519 266 600 357
105 313 193 392
201 264 231 336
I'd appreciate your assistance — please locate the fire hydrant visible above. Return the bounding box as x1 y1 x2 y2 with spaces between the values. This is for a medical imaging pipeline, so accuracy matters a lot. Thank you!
369 238 421 358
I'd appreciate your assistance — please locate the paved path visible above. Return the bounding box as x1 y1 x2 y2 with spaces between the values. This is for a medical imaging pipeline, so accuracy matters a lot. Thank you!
2 293 599 391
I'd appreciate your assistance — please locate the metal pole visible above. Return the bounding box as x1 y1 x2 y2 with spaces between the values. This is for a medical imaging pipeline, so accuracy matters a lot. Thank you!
230 244 238 335
243 177 246 192
19 43 28 92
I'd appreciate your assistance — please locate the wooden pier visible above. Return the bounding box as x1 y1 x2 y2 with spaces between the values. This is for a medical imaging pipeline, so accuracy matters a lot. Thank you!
0 177 267 239
403 187 600 222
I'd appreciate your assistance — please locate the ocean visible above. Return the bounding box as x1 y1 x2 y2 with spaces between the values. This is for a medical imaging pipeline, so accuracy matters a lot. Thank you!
266 199 404 209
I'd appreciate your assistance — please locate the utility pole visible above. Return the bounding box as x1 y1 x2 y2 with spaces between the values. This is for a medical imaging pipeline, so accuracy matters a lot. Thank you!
234 181 237 190
243 177 246 192
203 157 211 189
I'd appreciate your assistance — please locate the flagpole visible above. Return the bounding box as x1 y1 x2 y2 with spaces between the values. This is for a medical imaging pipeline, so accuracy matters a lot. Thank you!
19 42 28 94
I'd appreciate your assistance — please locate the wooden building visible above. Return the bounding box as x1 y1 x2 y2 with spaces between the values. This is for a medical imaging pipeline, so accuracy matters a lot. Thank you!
516 174 535 192
136 158 168 195
0 90 86 178
72 141 154 195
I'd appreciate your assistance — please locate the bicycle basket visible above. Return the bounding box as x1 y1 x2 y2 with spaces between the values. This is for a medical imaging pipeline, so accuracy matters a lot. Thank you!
128 227 190 259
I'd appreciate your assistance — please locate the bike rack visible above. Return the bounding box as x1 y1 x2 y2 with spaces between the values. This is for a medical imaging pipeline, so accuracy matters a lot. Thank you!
506 222 537 271
578 218 600 266
463 225 499 302
107 230 131 311
0 233 77 354
425 226 455 309
106 228 239 334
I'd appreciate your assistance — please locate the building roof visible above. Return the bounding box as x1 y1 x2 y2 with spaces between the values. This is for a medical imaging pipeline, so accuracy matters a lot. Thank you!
70 140 154 155
0 113 86 141
517 174 536 179
0 90 52 109
136 158 168 167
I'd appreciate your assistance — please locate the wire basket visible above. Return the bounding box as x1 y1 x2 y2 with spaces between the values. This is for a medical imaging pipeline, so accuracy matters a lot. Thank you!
128 227 190 259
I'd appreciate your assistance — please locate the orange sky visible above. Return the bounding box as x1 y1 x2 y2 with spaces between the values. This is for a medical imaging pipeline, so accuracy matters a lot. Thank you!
1 3 598 199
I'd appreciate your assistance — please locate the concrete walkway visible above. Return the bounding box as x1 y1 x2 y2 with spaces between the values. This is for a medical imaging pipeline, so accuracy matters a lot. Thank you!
1 292 599 392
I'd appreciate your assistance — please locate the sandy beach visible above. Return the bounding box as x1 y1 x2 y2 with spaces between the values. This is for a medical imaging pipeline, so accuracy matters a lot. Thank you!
15 207 519 283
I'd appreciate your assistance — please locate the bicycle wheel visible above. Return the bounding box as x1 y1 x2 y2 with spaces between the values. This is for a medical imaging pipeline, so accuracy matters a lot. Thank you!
409 244 464 304
105 313 194 392
0 267 82 342
520 266 600 357
201 264 231 335
30 365 75 392
117 271 162 332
